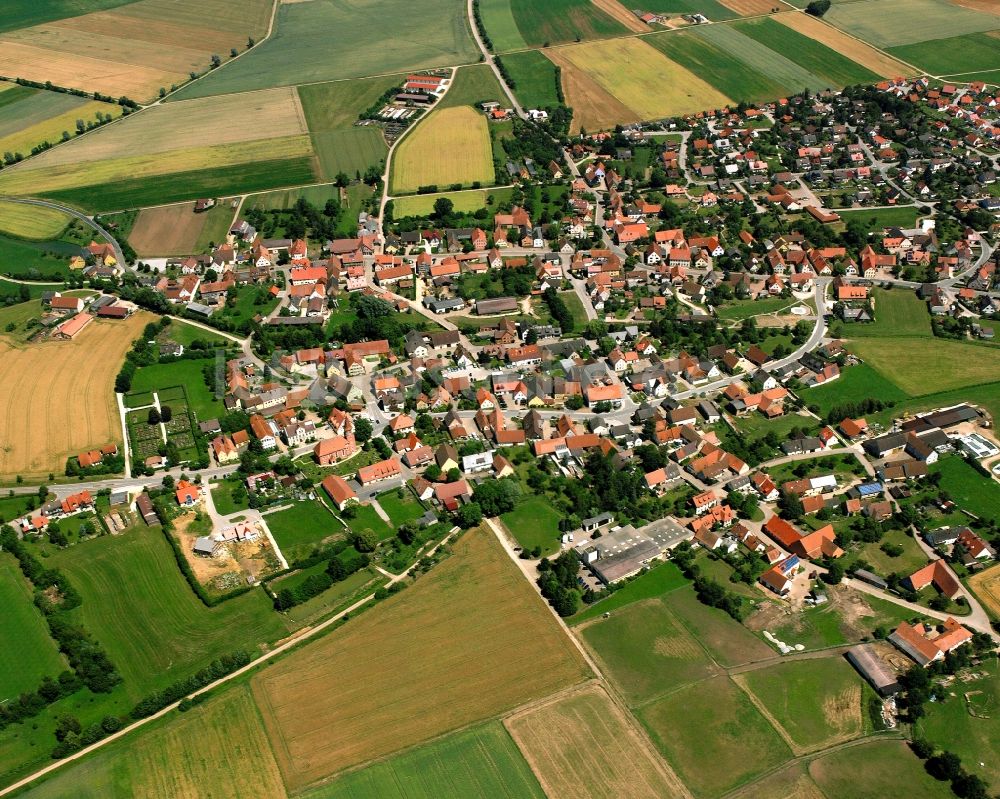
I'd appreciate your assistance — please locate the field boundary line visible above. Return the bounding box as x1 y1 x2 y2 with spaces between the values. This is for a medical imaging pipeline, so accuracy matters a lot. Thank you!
0 525 463 797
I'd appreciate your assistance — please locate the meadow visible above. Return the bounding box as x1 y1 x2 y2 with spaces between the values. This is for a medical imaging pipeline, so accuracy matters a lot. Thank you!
809 739 955 799
639 0 739 19
478 0 528 51
172 0 480 99
0 553 66 700
0 200 71 240
824 0 1000 48
51 527 290 701
734 17 882 87
851 337 1000 395
648 30 792 108
0 311 150 481
251 527 590 790
888 31 1000 75
16 687 289 799
501 51 562 108
806 362 908 416
303 721 544 799
505 685 686 799
0 234 80 280
849 288 931 338
439 64 508 109
548 37 731 131
581 597 717 703
248 184 343 211
507 0 629 47
837 205 920 229
127 358 225 421
665 585 774 666
392 186 513 217
0 88 119 161
391 106 494 194
915 657 1000 788
500 494 563 556
0 0 273 102
298 76 400 180
265 499 344 562
738 657 864 752
931 456 1000 521
569 560 689 624
639 675 793 797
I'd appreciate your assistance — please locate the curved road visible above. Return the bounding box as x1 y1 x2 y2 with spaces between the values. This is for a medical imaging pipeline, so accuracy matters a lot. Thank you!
0 195 125 267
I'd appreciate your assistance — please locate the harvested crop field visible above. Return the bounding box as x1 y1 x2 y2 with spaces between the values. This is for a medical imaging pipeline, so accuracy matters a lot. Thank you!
968 564 1000 618
720 0 778 13
391 106 494 194
16 88 309 169
776 13 914 77
17 687 288 799
251 527 590 791
505 685 687 799
0 310 152 480
544 50 636 133
128 201 235 257
0 200 71 240
548 38 732 129
0 0 273 102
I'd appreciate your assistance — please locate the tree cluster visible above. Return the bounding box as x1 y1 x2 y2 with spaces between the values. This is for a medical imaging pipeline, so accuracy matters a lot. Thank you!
537 551 582 616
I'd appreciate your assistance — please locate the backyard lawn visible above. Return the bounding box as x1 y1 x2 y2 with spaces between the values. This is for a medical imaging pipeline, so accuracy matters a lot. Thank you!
374 489 425 527
930 456 1000 521
265 499 343 561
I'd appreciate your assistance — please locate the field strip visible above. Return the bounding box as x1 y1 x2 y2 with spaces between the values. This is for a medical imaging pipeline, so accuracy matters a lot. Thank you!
775 11 917 77
0 527 465 799
732 674 806 755
591 0 648 33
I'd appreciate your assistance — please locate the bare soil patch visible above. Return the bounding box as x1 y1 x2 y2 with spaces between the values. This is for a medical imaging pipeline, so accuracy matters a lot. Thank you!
591 0 648 32
129 203 207 257
720 0 779 15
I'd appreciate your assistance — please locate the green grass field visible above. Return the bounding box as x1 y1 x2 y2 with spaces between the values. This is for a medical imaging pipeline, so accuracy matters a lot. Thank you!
732 411 817 440
888 32 1000 75
508 0 629 46
807 363 909 416
715 295 800 321
392 186 513 217
479 0 528 51
852 337 1000 396
301 721 544 799
49 528 290 701
0 553 65 701
500 494 562 556
558 290 589 331
346 502 394 541
374 489 424 527
809 739 955 799
247 184 343 211
917 660 1000 789
851 526 929 577
931 456 1000 521
734 18 880 87
172 0 480 99
0 234 76 279
128 358 224 422
652 28 788 104
265 499 343 561
640 675 793 797
298 76 399 179
162 319 233 350
837 205 920 229
581 597 716 703
38 158 317 214
824 0 1000 48
941 69 1000 85
440 64 508 110
281 565 384 626
501 51 562 107
570 560 689 624
740 657 865 750
849 288 931 338
664 586 774 667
